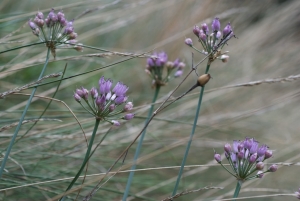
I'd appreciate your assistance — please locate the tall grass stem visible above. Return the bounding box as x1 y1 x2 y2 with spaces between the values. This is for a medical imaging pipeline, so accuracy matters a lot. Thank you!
171 64 210 196
0 47 51 179
122 86 161 201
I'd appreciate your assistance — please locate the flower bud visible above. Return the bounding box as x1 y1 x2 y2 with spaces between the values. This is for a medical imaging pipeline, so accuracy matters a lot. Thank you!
69 32 78 40
197 74 211 87
256 162 264 170
178 62 185 70
249 153 257 163
124 113 135 120
216 31 221 39
193 25 201 37
90 87 98 99
237 150 244 159
74 44 83 52
112 120 120 126
109 104 116 112
174 70 183 78
256 171 264 178
74 93 81 102
211 17 220 32
265 150 273 159
185 38 193 47
223 22 232 37
268 164 278 172
36 11 44 19
199 32 206 42
28 21 37 30
214 153 221 163
220 55 229 63
201 23 209 34
224 143 231 153
166 61 174 69
124 102 133 112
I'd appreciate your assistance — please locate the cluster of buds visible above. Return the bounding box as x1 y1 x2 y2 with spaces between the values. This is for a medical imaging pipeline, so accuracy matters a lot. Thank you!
28 9 82 57
214 137 278 181
185 17 234 64
74 76 134 126
145 52 185 88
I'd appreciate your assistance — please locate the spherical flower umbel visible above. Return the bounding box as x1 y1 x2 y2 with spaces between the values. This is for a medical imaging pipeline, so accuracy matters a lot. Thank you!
74 76 134 126
214 137 277 181
187 17 234 64
146 52 185 88
28 9 82 57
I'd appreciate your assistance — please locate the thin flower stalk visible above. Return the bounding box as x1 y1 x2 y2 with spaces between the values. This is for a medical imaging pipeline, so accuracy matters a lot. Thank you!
0 48 51 179
59 76 134 200
123 53 185 200
172 18 235 196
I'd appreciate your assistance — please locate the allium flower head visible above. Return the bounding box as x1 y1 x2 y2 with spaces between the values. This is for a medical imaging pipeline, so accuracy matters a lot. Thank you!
28 9 82 57
146 52 185 88
186 17 235 64
74 76 134 126
215 137 277 181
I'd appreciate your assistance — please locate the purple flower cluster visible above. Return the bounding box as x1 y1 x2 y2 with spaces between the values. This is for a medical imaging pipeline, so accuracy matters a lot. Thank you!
214 137 278 180
185 17 234 63
74 76 134 126
145 52 185 88
28 9 82 55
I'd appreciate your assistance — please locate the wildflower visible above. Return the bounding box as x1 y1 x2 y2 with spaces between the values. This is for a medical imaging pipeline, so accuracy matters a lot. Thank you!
74 76 134 126
146 52 185 88
215 137 277 181
188 18 234 64
28 9 82 57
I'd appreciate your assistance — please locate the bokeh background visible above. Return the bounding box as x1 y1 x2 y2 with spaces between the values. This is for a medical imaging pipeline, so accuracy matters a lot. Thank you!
0 0 300 200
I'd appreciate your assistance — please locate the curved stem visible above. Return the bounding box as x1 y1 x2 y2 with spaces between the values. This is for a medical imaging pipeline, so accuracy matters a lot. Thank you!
171 64 210 196
233 180 243 199
122 86 161 201
0 41 45 54
60 119 100 201
0 47 51 179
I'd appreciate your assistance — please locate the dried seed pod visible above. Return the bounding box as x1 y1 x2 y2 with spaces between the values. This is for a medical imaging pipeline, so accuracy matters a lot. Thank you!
197 74 211 87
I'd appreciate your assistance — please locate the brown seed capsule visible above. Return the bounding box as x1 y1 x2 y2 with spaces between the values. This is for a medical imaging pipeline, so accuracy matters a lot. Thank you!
197 74 211 87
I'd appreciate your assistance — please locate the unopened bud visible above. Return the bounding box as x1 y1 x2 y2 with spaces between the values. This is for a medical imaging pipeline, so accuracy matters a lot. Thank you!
112 120 120 126
166 61 174 69
256 171 264 178
214 153 221 163
185 38 193 47
256 162 264 170
220 55 229 63
268 164 278 172
197 74 211 87
124 113 135 120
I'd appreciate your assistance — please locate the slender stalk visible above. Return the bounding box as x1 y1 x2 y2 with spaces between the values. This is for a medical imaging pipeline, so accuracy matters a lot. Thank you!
60 119 100 201
0 41 45 54
122 86 161 201
171 64 210 196
233 180 243 199
0 47 51 179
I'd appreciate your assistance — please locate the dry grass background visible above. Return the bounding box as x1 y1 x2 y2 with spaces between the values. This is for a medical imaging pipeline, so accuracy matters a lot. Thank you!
0 0 300 200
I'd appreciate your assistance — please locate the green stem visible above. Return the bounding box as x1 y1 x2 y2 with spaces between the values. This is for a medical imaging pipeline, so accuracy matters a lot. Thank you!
0 41 46 54
14 65 68 145
122 86 161 201
233 180 243 199
172 64 210 196
0 47 51 179
60 119 100 201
